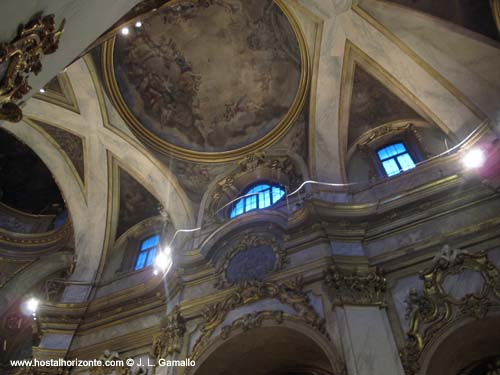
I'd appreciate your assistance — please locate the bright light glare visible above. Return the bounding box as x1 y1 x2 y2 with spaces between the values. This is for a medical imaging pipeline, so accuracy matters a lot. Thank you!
26 298 39 314
39 88 45 93
154 246 173 274
135 21 142 28
462 148 485 169
121 27 130 35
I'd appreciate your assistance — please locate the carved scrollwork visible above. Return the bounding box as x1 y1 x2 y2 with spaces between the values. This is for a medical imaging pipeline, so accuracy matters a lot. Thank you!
152 305 186 359
190 278 327 361
220 310 284 339
400 245 500 374
357 123 413 148
324 266 387 307
214 232 287 289
0 13 65 122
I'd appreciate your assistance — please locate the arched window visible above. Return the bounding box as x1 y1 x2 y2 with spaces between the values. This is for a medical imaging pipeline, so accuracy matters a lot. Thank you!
229 183 286 219
134 234 160 270
377 142 416 176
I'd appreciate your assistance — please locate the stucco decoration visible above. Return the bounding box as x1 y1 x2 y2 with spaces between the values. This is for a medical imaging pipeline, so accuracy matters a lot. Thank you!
214 231 287 288
104 0 306 161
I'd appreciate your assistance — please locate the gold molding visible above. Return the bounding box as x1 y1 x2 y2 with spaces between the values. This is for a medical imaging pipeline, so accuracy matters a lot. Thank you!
492 0 500 35
101 0 310 163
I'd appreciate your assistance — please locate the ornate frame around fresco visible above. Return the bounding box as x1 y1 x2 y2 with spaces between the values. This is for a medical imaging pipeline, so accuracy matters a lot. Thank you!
101 0 310 163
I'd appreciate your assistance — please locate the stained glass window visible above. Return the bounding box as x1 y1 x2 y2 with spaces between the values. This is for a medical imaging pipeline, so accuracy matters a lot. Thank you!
134 234 160 270
229 183 285 218
377 142 416 177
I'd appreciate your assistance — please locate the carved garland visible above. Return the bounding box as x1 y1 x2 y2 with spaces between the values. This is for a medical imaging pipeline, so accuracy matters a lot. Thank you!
324 266 387 307
190 278 327 362
400 246 500 375
0 14 65 122
214 232 287 289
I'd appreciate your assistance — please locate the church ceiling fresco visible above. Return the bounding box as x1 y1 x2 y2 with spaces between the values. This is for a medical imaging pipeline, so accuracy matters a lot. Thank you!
104 0 305 161
116 167 161 238
348 65 424 147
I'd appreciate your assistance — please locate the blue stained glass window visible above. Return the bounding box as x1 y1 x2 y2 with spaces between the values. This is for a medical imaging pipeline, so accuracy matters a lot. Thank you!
229 183 286 219
134 234 160 270
377 142 416 177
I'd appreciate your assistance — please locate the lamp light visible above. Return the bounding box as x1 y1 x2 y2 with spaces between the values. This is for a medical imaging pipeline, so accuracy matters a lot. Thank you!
121 27 130 36
25 298 39 319
462 148 485 169
135 21 142 28
153 246 173 275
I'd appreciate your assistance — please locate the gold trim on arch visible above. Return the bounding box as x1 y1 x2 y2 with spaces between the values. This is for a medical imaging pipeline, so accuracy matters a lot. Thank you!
101 0 310 163
492 0 500 35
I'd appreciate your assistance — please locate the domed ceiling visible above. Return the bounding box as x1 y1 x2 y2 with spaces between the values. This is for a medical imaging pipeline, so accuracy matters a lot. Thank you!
103 0 307 162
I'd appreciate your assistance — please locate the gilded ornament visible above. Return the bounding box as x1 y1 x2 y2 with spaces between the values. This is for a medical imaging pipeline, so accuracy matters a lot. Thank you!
190 278 327 361
324 266 387 306
401 245 500 374
152 305 186 359
0 14 65 122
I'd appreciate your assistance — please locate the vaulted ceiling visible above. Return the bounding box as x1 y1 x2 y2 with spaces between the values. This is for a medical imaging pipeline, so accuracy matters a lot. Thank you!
0 0 499 334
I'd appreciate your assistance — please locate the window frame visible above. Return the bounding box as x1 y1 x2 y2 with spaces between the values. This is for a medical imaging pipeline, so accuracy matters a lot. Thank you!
133 233 160 271
229 181 286 219
368 130 424 178
376 141 417 177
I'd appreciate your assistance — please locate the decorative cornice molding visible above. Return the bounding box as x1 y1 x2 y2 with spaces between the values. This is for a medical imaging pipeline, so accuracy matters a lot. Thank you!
324 266 387 307
0 14 65 122
400 245 500 375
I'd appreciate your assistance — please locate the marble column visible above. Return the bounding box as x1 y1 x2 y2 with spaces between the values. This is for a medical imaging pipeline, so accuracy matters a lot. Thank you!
335 306 404 375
